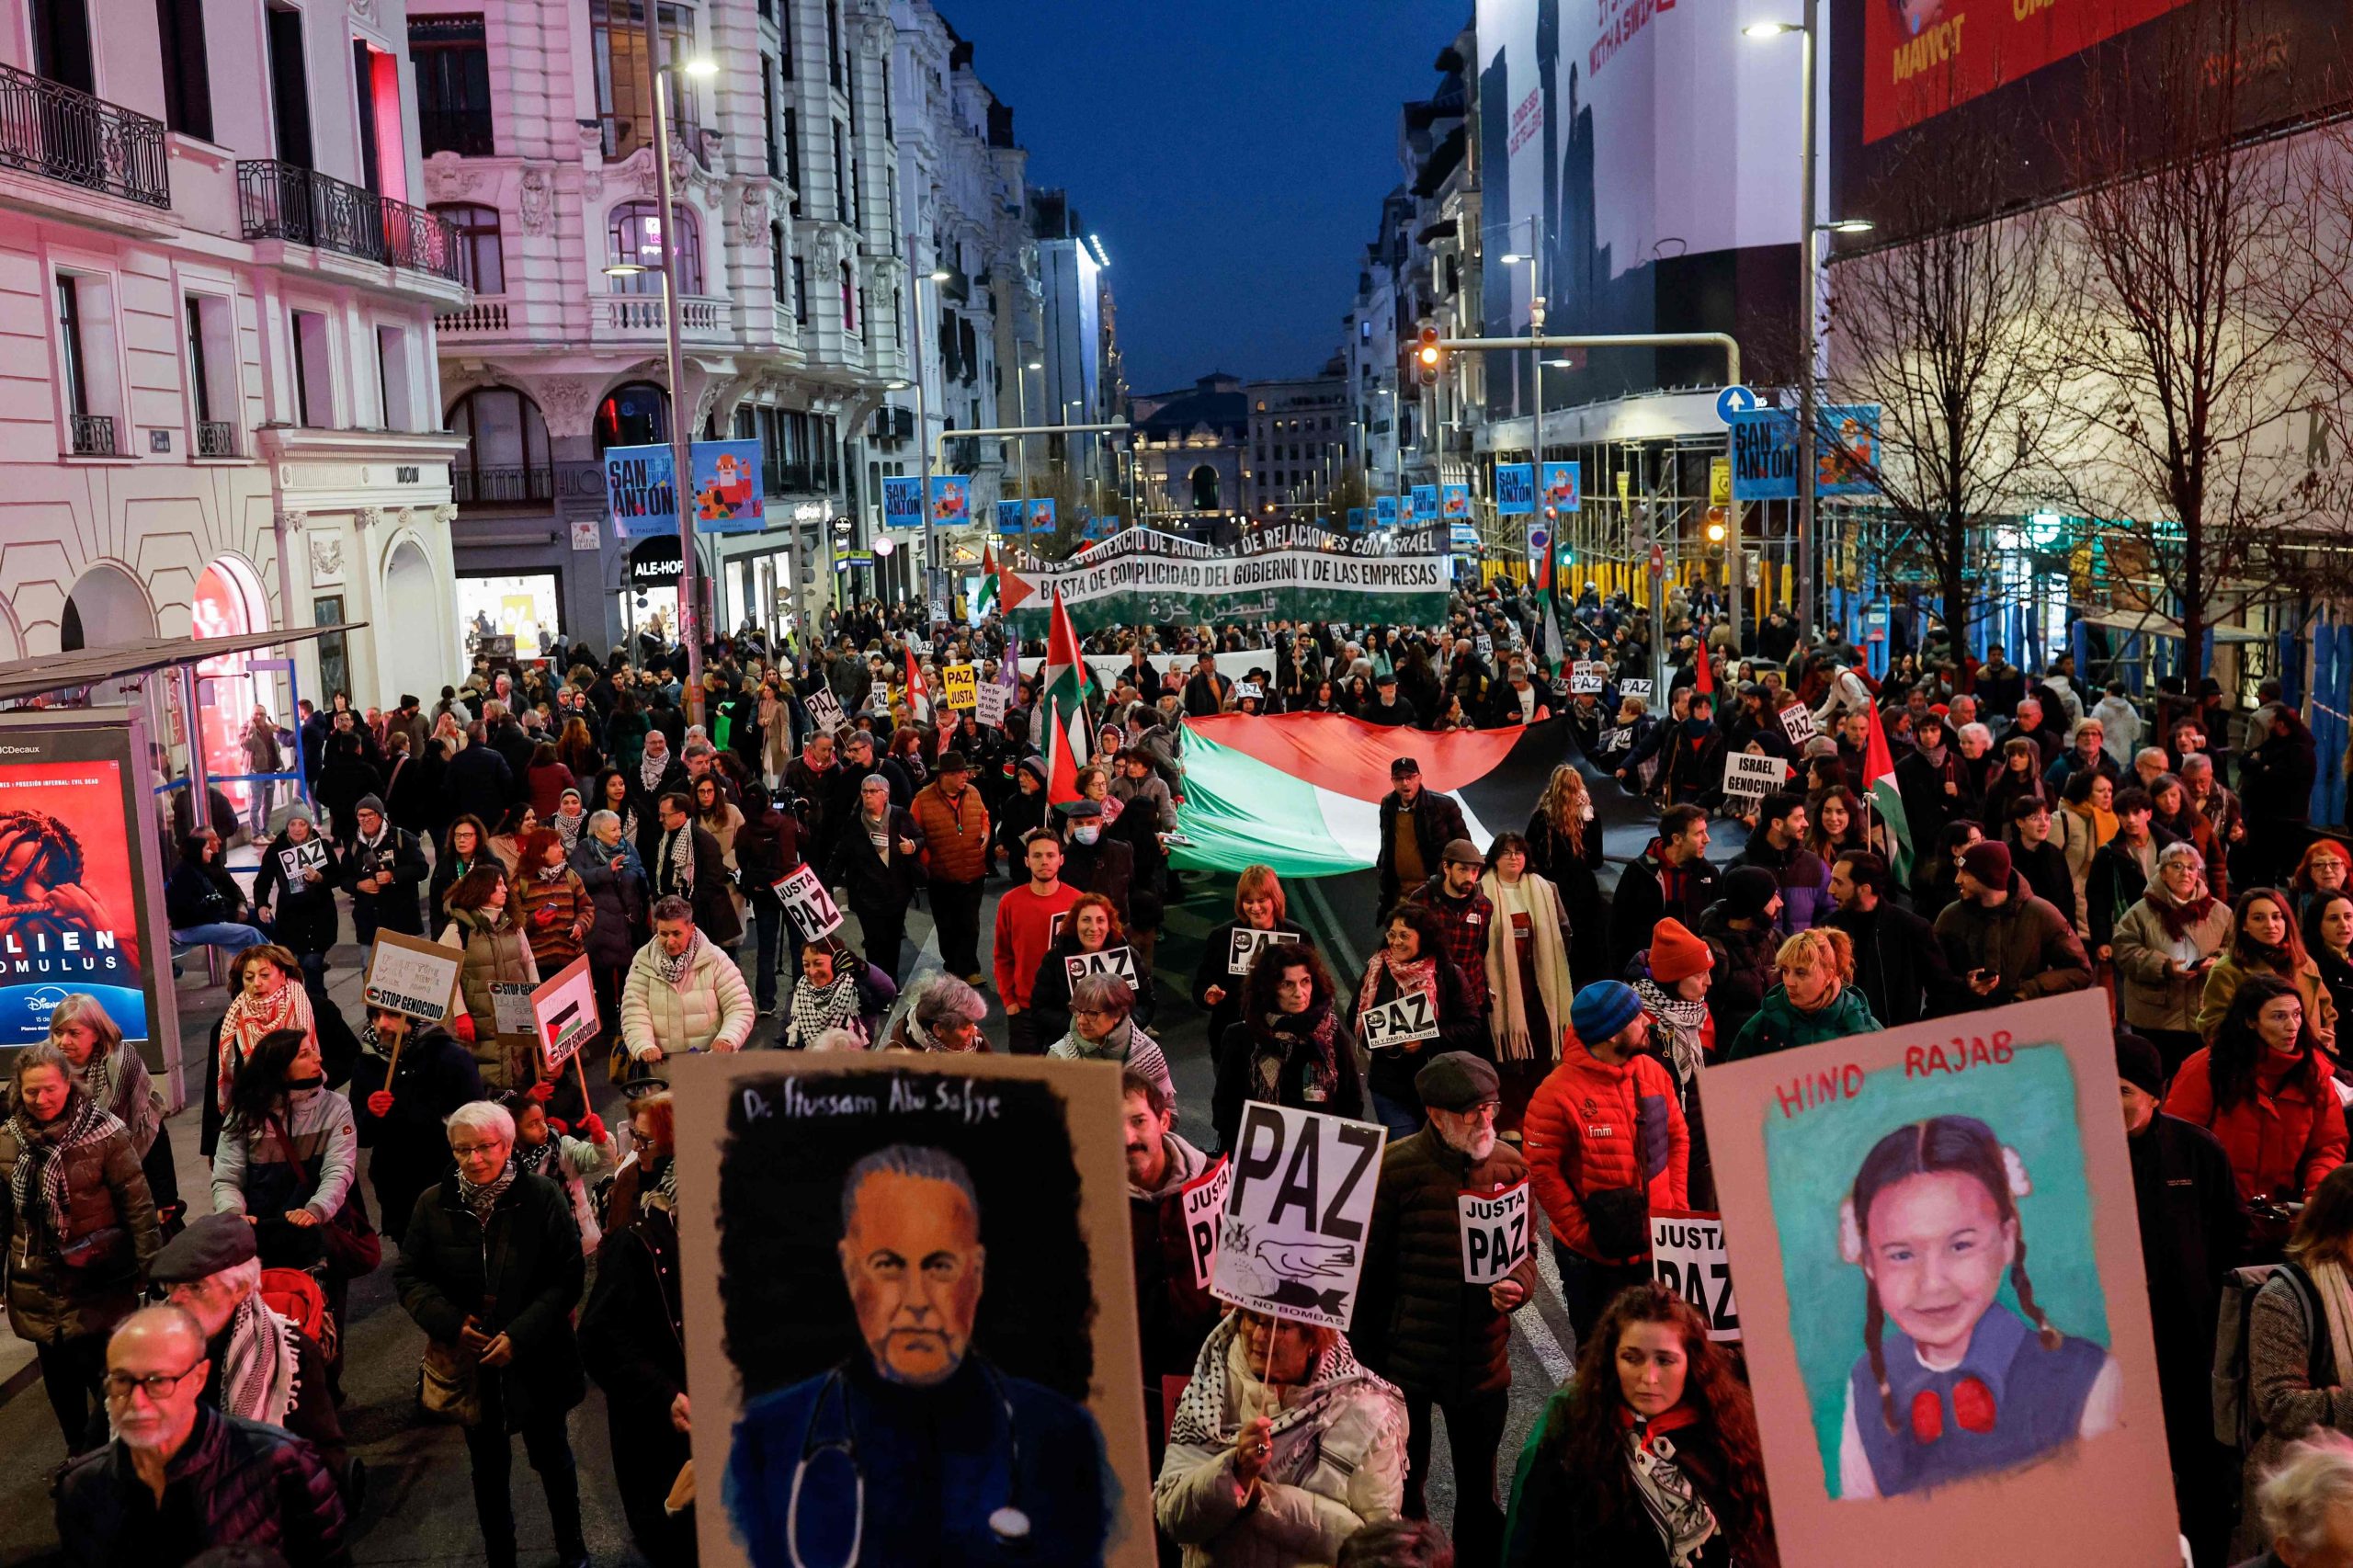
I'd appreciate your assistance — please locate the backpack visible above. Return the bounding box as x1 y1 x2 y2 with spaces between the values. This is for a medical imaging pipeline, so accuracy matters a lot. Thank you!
258 1266 336 1364
2213 1261 2327 1451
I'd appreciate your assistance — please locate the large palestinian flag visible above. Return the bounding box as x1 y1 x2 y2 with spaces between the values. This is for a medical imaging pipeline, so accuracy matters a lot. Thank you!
1172 714 1573 878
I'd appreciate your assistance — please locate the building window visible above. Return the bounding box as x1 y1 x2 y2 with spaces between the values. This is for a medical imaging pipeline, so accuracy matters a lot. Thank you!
57 276 90 421
792 256 809 324
186 294 235 452
411 16 494 157
761 59 780 177
290 308 331 427
432 203 505 293
783 108 802 214
769 222 787 302
825 0 842 89
376 324 412 430
608 200 702 294
838 261 855 330
593 381 667 454
449 386 553 502
155 0 212 139
591 0 696 161
830 119 846 222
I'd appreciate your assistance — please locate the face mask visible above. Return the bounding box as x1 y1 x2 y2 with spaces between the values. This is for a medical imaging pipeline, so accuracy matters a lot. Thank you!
1073 824 1102 846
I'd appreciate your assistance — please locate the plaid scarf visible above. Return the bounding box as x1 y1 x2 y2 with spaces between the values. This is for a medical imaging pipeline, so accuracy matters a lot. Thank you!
1356 952 1438 1021
7 1090 115 1238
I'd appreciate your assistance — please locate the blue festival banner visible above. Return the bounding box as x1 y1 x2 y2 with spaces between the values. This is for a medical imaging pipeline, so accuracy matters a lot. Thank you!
1540 461 1581 516
1730 404 1882 502
1376 495 1401 527
994 499 1023 534
1441 483 1472 520
929 474 972 524
1411 484 1439 522
608 440 767 539
1347 506 1367 533
1495 463 1536 516
883 476 924 529
1026 497 1057 533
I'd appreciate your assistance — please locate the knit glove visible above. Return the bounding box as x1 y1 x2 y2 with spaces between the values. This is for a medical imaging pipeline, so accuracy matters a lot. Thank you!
578 1113 608 1144
527 1079 555 1103
449 1012 476 1044
366 1090 394 1118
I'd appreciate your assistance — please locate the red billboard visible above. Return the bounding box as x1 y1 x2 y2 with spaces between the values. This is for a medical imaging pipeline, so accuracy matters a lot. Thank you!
1861 0 2197 143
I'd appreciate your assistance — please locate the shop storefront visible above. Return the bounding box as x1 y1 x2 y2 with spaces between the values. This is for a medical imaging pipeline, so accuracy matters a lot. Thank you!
456 571 566 660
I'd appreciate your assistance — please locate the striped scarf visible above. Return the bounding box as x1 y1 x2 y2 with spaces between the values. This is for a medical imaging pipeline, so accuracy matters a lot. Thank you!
6 1091 115 1237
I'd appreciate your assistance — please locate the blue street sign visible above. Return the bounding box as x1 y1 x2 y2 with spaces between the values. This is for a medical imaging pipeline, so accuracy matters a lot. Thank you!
1716 384 1760 424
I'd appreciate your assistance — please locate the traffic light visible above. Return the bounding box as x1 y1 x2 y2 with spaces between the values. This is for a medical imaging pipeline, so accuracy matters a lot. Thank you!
1705 506 1728 543
1415 325 1441 385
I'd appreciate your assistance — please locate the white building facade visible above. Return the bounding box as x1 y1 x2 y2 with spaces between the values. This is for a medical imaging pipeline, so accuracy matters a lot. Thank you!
412 0 908 649
2 0 467 762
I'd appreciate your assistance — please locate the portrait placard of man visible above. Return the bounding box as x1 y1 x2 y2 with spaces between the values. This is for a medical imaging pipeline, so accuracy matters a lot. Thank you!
676 1057 1154 1568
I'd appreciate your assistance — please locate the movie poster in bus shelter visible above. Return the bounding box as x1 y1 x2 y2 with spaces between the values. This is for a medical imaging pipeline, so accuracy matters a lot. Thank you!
0 710 172 1076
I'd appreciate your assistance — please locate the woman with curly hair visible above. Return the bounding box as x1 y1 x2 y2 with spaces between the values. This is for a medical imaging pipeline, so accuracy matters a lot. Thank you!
1527 765 1608 985
1503 1280 1777 1566
209 944 314 1152
1354 903 1488 1140
1211 941 1366 1154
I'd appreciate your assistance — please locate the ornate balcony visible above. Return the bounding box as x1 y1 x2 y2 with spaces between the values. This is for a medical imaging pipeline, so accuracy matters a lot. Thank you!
587 290 731 345
67 414 116 455
451 463 556 506
437 301 509 335
0 60 169 209
195 420 236 457
235 160 464 283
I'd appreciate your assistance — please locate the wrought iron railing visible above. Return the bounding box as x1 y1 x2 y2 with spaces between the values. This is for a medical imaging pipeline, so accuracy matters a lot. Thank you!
451 463 555 506
418 106 494 159
235 161 464 283
195 420 236 457
68 414 116 455
0 60 169 208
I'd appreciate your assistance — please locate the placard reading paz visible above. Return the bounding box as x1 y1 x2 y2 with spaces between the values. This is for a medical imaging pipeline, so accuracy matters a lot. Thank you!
1458 1180 1530 1286
1619 677 1654 704
773 863 844 942
1779 705 1820 746
1180 1154 1231 1291
1651 1208 1739 1342
1225 926 1300 978
942 664 978 710
1570 661 1608 695
1359 991 1439 1049
1211 1103 1385 1328
1063 946 1138 988
803 687 847 736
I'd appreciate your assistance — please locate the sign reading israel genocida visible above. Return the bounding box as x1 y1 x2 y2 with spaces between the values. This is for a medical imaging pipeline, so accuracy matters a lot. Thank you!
1009 523 1452 635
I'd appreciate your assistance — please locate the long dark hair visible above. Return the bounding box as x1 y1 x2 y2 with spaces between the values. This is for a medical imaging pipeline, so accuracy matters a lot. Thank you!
1545 1282 1775 1565
1852 1118 2060 1438
2209 972 2323 1113
226 1027 310 1131
2229 887 2312 973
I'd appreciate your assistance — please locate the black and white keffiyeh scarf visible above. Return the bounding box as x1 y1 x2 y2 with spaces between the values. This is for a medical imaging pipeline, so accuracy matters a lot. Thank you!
1165 1312 1404 1486
639 744 671 795
665 824 697 898
1632 979 1712 1087
654 927 706 988
458 1160 518 1225
1626 1415 1722 1567
786 971 864 1050
217 1293 301 1429
6 1091 115 1237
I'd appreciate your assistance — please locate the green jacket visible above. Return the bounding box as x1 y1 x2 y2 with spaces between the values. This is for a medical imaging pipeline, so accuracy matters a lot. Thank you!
1727 983 1879 1062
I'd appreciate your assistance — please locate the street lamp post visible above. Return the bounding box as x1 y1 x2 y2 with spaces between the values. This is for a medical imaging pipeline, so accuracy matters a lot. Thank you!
904 243 953 625
1017 358 1042 494
1500 216 1544 584
1749 2 1823 643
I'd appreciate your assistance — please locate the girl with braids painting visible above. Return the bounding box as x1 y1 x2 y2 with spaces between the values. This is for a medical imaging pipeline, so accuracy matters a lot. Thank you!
1836 1116 2120 1499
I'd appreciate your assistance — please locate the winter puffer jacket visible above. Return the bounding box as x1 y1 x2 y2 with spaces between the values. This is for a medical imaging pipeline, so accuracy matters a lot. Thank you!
571 835 648 971
911 778 991 885
439 912 542 1089
395 1169 585 1426
1727 983 1880 1061
210 1084 358 1222
1523 1042 1688 1266
2111 894 2235 1035
620 935 756 1060
512 866 596 971
57 1405 347 1567
0 1101 161 1344
1355 1128 1539 1403
2164 1046 2347 1206
1932 869 2095 1003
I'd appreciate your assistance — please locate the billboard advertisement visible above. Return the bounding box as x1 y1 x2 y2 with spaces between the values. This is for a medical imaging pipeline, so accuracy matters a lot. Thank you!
1831 0 2353 245
0 711 170 1072
1476 0 1802 408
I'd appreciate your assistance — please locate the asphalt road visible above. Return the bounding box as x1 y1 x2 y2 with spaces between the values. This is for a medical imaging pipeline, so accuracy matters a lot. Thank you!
0 836 1642 1563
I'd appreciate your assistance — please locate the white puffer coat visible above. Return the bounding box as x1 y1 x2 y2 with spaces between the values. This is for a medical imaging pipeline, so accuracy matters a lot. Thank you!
620 935 756 1060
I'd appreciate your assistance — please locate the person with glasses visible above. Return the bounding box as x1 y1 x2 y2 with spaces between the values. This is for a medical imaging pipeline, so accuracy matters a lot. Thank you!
54 1304 347 1566
1349 1052 1537 1565
395 1100 587 1568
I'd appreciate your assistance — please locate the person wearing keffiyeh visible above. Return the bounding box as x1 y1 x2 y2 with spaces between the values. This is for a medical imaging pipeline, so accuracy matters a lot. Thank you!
0 1043 162 1454
1154 1309 1407 1565
1502 1282 1778 1568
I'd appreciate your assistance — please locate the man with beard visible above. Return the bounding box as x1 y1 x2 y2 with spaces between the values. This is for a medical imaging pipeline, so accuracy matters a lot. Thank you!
724 1144 1111 1568
1353 1053 1535 1566
1120 1071 1219 1481
150 1213 347 1490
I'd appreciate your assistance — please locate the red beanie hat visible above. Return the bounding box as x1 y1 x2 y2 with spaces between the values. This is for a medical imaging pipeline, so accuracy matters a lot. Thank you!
1648 917 1713 983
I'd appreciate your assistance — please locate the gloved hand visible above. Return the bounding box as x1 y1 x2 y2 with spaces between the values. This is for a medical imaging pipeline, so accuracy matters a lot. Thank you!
366 1090 394 1118
526 1079 555 1103
548 1118 569 1137
578 1113 608 1144
449 1012 476 1044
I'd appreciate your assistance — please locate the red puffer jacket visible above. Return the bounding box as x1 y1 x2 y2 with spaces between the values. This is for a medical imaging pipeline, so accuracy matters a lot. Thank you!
1523 1040 1688 1265
2163 1046 2347 1206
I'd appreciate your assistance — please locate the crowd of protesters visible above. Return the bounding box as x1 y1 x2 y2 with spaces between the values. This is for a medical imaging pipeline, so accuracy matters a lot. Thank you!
18 576 2353 1568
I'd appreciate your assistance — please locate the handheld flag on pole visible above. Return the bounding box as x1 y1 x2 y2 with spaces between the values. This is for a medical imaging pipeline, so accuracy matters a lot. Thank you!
1041 584 1093 722
977 542 1001 619
904 646 930 724
1862 701 1913 885
1044 697 1089 806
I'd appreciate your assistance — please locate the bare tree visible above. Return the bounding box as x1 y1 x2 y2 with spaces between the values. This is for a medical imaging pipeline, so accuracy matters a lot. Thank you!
2046 3 2349 671
1824 129 2069 650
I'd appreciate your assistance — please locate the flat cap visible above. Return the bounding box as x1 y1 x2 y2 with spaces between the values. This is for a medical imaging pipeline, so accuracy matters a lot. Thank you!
1415 1051 1500 1111
149 1210 258 1284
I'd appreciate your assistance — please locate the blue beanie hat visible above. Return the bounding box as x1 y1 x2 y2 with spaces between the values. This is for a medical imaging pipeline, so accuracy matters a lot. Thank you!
1570 981 1643 1046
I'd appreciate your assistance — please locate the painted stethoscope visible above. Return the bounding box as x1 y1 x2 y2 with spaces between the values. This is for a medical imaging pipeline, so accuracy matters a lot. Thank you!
783 1359 1033 1568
